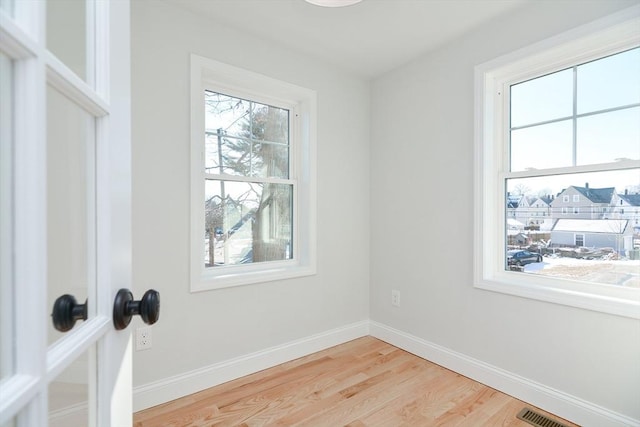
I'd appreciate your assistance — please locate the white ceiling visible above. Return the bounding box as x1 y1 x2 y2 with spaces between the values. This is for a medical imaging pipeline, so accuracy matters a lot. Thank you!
166 0 529 79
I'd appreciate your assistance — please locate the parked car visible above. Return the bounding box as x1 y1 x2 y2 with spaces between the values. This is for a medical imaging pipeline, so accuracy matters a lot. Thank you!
507 250 542 266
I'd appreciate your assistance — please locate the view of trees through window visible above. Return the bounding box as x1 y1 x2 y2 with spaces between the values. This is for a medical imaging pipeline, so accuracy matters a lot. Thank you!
505 47 640 288
203 90 293 268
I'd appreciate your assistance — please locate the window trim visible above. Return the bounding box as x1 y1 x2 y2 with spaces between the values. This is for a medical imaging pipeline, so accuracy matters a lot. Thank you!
190 55 317 291
473 6 640 319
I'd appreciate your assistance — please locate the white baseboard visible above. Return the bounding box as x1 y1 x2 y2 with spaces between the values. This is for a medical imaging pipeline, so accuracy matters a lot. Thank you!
133 319 637 426
133 320 370 412
369 321 639 427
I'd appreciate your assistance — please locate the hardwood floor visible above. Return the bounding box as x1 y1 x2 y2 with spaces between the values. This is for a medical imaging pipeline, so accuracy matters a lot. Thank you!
133 337 577 426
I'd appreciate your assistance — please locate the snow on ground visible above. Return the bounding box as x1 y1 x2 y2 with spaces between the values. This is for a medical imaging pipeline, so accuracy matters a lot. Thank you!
523 256 640 287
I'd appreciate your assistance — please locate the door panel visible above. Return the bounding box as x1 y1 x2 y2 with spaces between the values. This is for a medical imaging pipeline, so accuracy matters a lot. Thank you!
0 1 132 426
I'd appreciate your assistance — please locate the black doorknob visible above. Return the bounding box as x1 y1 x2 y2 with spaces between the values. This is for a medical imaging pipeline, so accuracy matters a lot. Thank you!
112 288 160 330
52 295 88 332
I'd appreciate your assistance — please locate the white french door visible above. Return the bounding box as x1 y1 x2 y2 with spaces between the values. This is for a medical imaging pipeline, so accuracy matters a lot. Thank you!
0 0 134 426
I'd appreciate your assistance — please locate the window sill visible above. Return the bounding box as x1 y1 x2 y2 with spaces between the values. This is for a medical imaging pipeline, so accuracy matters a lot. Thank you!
474 271 640 319
191 262 316 292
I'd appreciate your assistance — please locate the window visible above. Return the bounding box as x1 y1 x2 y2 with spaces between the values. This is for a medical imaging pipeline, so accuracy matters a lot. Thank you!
203 91 292 266
474 9 640 318
190 55 317 291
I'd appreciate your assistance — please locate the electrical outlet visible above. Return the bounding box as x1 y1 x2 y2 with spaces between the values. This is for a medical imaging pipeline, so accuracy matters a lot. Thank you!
391 289 400 307
136 326 152 351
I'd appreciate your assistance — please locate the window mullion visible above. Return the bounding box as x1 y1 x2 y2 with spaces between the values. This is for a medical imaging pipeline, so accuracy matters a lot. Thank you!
572 66 578 167
510 102 640 132
249 102 254 177
204 173 294 186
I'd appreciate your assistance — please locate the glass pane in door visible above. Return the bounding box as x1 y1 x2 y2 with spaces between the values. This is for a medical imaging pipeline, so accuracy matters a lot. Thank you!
0 417 17 427
48 346 94 427
0 0 13 16
0 51 14 380
47 0 88 81
47 84 96 345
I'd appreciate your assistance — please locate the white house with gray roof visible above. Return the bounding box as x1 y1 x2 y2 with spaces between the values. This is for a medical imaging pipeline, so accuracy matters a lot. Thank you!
550 219 634 253
610 191 640 227
550 184 615 220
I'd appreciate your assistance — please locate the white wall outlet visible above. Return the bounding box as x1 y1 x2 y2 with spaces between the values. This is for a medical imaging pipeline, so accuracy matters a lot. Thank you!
136 326 153 351
391 289 400 307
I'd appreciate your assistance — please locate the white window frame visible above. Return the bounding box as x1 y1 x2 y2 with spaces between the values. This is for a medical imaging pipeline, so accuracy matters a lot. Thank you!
190 55 317 291
473 6 640 319
573 195 580 202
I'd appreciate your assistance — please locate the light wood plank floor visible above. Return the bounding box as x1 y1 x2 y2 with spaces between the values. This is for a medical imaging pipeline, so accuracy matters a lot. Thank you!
133 337 577 426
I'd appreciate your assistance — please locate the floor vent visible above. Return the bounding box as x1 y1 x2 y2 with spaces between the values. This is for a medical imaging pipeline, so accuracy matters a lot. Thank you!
516 408 571 427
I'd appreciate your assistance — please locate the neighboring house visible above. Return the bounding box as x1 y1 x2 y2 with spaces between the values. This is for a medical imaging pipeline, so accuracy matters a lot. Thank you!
610 191 640 227
550 184 615 220
520 195 554 230
550 219 634 253
506 193 523 220
507 194 553 229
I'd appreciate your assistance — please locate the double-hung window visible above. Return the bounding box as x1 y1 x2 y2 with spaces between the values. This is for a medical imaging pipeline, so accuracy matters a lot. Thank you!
190 55 317 291
474 8 640 318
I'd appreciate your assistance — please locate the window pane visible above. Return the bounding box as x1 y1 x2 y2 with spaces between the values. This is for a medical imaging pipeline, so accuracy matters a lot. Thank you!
251 103 289 144
505 169 640 287
49 346 93 427
510 120 573 171
205 91 290 179
577 48 640 114
254 141 289 179
205 91 249 139
205 134 250 176
577 107 640 165
205 180 292 268
510 68 573 128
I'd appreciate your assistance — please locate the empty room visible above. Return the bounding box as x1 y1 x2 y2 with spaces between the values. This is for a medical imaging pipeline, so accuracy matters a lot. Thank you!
1 0 639 426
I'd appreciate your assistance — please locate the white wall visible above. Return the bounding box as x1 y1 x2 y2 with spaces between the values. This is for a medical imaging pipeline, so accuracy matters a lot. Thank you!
370 0 640 423
131 0 370 396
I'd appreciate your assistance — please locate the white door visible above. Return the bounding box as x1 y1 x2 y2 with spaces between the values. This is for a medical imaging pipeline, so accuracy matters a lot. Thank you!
0 1 147 426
